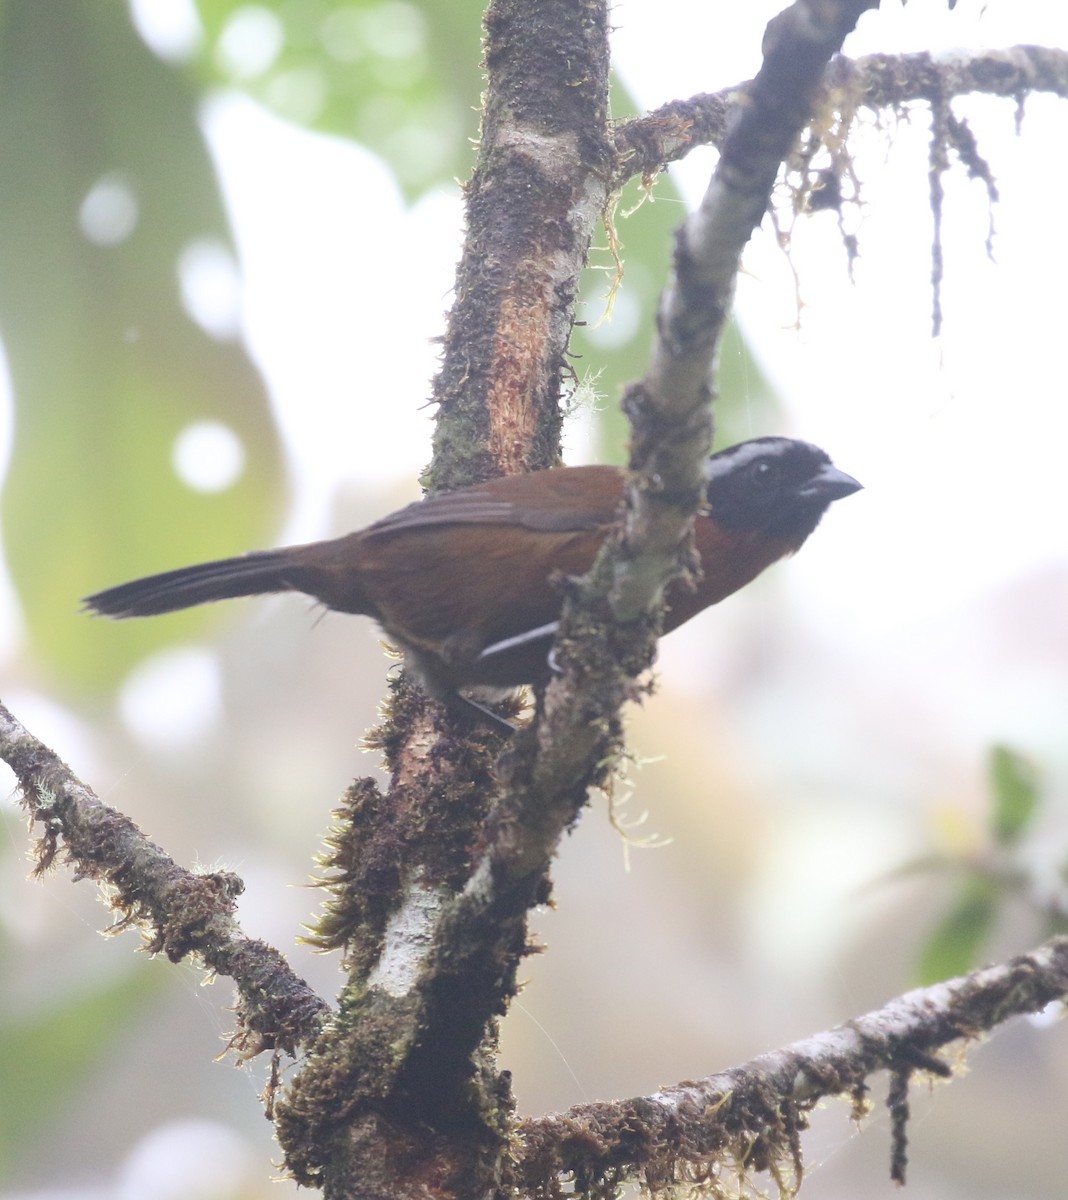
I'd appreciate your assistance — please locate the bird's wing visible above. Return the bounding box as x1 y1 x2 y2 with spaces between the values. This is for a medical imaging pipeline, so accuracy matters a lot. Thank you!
362 466 624 536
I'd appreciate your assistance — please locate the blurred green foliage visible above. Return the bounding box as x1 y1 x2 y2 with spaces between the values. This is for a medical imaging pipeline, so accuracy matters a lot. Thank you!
915 745 1062 986
194 0 487 199
0 1 284 688
191 1 780 459
916 874 1000 986
989 742 1040 848
0 940 163 1180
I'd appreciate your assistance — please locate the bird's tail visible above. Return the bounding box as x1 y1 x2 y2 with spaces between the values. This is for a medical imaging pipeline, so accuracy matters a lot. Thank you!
83 550 301 618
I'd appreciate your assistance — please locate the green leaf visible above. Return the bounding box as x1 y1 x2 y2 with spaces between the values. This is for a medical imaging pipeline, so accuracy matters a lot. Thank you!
0 1 284 689
915 876 998 985
988 744 1040 847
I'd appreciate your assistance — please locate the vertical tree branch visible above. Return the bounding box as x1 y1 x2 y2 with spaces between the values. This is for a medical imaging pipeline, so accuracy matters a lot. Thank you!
278 4 884 1196
612 0 878 623
426 0 614 489
276 2 617 1195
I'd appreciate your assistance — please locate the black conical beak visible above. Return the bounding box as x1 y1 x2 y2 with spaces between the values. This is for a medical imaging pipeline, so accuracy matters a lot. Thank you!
801 463 863 502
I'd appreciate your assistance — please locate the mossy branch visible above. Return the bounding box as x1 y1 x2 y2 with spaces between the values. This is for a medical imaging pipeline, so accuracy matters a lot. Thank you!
0 699 329 1059
513 937 1068 1197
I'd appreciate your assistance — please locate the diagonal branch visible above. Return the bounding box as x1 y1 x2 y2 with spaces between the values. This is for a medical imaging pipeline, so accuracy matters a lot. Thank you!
408 0 884 1110
609 0 877 627
0 699 329 1058
513 937 1068 1195
323 2 887 1181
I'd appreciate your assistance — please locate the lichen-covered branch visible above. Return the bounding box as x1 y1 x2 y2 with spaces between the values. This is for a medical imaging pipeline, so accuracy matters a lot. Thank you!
614 44 1068 182
513 937 1068 1198
830 41 1068 110
614 42 1068 340
0 700 329 1057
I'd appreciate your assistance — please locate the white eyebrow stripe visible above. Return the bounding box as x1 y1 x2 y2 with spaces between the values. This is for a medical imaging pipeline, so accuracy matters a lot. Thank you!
703 437 803 481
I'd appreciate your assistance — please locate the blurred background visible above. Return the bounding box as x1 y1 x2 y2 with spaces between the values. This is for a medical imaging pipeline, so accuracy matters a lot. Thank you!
0 1 1066 1197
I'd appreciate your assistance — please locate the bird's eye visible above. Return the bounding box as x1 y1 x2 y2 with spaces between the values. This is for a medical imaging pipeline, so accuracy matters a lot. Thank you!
751 460 778 485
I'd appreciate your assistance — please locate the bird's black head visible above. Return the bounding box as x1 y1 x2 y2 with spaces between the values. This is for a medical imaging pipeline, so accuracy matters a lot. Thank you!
703 437 862 543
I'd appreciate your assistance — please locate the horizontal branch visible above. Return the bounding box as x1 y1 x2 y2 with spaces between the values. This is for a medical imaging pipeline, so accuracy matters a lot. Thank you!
0 699 329 1059
614 43 1068 182
831 41 1068 108
514 936 1068 1195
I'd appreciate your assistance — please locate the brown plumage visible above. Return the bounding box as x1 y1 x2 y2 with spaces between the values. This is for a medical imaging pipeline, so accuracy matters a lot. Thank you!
84 438 861 721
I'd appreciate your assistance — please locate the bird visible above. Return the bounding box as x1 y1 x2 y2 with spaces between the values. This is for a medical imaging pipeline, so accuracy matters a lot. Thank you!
83 437 861 729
